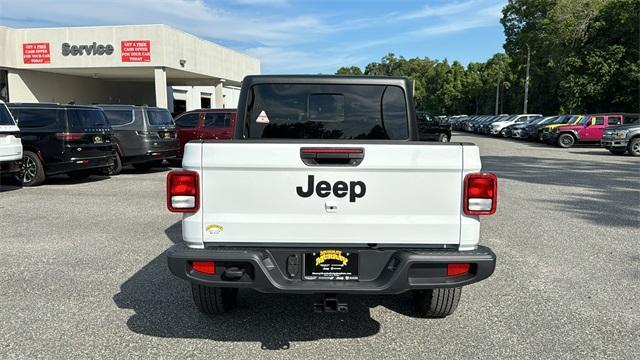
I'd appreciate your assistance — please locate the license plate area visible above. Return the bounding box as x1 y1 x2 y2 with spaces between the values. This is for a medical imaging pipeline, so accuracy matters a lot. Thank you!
303 249 359 281
160 131 173 139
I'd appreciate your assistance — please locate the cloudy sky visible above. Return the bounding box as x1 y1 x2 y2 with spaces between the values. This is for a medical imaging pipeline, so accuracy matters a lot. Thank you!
0 0 507 73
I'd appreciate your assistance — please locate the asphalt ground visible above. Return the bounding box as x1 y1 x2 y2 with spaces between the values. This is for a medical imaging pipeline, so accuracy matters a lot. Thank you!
1 133 639 359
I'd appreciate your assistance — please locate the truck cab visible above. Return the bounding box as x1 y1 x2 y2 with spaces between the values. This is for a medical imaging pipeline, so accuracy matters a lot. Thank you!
165 75 497 317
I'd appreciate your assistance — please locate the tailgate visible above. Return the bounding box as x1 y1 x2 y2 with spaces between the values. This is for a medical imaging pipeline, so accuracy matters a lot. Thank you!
199 142 465 246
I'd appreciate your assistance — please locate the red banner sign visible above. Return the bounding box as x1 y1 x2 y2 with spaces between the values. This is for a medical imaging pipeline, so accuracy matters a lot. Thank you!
121 40 151 62
23 43 51 64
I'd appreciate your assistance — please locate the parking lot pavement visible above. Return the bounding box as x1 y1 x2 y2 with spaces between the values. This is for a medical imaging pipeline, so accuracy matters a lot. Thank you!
1 135 638 359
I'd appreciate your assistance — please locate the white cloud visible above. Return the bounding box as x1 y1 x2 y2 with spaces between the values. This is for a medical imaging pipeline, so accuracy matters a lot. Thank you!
0 0 506 73
0 0 323 46
408 3 504 36
398 0 479 20
244 46 368 74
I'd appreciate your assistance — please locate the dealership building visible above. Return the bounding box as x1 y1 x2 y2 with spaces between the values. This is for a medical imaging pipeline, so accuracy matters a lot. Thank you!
0 25 260 112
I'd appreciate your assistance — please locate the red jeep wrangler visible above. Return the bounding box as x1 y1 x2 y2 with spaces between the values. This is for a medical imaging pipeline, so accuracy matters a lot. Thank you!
550 114 629 148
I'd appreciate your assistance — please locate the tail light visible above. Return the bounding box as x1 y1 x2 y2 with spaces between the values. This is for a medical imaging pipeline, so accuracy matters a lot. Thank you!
447 263 470 276
56 132 84 141
167 170 199 212
463 173 497 215
191 261 215 274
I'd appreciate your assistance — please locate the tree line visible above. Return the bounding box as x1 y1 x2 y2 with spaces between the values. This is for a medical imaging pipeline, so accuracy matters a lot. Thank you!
335 0 639 116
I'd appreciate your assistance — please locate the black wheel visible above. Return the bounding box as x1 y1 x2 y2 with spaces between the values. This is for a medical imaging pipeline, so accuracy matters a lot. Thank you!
191 284 238 315
557 133 575 148
437 133 449 142
628 138 640 157
608 148 627 155
102 153 123 175
413 287 462 318
15 151 46 186
67 171 92 180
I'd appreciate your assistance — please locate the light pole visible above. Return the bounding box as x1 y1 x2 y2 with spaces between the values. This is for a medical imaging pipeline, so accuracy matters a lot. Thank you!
523 44 531 113
494 65 502 115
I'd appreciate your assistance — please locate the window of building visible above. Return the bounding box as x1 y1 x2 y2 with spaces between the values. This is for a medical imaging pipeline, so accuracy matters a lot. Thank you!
0 70 8 102
173 99 186 116
201 97 211 109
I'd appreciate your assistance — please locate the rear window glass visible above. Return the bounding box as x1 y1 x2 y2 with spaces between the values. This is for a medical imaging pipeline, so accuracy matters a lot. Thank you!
147 109 174 126
174 113 199 128
245 84 409 140
103 109 134 126
204 113 232 128
13 108 59 128
0 104 15 125
67 109 109 131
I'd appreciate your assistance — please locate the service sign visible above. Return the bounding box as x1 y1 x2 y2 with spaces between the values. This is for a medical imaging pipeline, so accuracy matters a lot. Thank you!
121 40 151 62
23 43 51 64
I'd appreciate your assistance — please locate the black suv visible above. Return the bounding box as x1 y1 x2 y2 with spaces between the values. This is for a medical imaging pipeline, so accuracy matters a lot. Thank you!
7 103 114 186
416 111 451 142
97 105 178 174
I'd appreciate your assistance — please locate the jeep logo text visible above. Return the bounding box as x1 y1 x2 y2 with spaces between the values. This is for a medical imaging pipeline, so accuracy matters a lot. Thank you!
297 175 366 202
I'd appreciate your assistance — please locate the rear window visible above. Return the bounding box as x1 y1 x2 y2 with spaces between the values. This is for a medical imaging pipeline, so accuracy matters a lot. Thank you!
67 109 109 131
147 109 173 126
103 109 134 126
0 104 15 125
204 113 232 128
12 108 60 128
245 84 409 140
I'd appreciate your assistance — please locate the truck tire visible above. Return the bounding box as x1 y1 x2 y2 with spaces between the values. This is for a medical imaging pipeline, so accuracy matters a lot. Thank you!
413 287 462 318
557 133 575 148
438 133 449 142
102 153 123 176
191 284 238 315
628 138 640 157
15 151 46 187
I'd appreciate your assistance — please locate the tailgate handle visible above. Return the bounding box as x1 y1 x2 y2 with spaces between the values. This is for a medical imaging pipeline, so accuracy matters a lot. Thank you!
300 147 364 166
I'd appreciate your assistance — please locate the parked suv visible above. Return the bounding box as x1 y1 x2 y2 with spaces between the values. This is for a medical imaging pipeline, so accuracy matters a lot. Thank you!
510 116 556 140
416 111 451 142
0 100 22 175
490 114 542 137
97 105 179 174
550 113 634 148
601 114 640 156
7 103 114 186
174 109 237 159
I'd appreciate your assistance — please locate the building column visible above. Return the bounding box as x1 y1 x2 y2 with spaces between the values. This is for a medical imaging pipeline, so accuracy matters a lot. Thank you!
214 80 225 108
154 67 168 108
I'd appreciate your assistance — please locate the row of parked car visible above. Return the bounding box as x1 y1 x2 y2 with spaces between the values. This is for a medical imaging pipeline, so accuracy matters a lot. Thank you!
447 113 640 156
0 101 237 186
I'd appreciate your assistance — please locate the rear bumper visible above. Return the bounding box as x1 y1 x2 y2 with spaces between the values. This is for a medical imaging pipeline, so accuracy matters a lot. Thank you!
46 154 114 175
124 148 178 164
0 159 21 174
167 243 496 294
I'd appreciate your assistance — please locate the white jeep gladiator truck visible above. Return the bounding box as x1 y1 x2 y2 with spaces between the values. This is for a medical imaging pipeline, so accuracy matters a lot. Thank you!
166 75 497 317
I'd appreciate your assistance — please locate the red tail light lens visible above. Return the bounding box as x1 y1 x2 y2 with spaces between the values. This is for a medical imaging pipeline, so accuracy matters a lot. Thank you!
447 263 470 276
167 170 199 212
191 261 215 274
464 173 497 215
56 132 84 141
